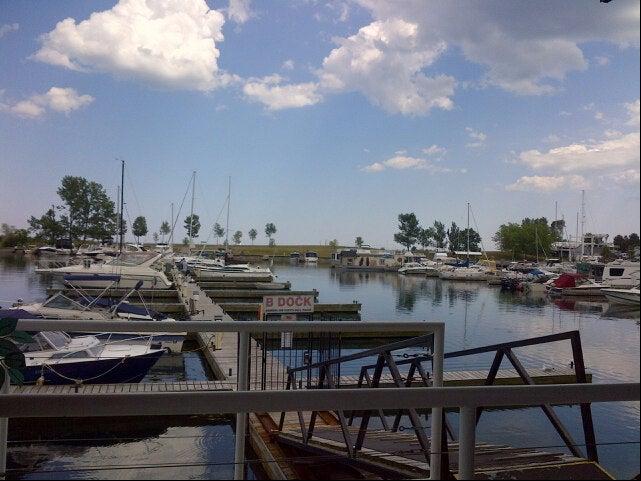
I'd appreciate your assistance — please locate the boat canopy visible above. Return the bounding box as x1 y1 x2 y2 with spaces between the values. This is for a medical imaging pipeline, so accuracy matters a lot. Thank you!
552 272 584 288
64 274 121 282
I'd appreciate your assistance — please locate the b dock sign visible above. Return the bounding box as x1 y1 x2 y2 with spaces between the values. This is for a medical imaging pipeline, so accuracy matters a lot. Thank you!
263 294 315 314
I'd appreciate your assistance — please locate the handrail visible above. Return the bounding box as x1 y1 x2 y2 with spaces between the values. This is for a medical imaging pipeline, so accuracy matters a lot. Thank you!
0 383 637 418
287 334 433 373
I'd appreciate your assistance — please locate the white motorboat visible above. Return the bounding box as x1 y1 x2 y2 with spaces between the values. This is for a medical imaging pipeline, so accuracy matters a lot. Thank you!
17 331 164 385
602 286 640 307
304 251 319 263
35 253 173 289
601 260 640 288
192 263 274 281
439 266 488 281
7 278 185 353
398 262 437 275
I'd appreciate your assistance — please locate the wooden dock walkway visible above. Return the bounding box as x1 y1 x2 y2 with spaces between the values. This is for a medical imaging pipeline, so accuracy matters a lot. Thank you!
11 380 231 395
275 424 613 480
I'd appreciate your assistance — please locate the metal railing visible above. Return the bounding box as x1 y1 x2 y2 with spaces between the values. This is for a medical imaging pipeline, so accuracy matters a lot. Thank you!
0 319 638 481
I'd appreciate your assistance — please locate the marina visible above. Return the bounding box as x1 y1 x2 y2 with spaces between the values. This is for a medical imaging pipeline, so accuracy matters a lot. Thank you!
0 253 638 479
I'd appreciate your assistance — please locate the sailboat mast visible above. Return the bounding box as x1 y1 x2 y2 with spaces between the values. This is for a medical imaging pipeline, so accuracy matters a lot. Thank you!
466 202 470 264
225 176 231 249
189 171 195 245
119 159 125 255
580 190 586 259
170 202 174 245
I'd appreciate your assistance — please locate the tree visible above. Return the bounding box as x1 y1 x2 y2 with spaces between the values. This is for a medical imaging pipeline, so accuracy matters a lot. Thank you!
132 216 148 244
418 227 435 250
265 223 277 244
184 214 201 239
355 236 364 248
159 221 171 242
213 223 225 245
460 228 482 252
551 219 565 240
393 213 421 251
54 176 117 245
28 208 65 245
613 233 640 256
493 217 557 258
432 221 447 249
152 232 159 243
447 222 462 252
329 239 338 248
0 224 30 248
248 228 257 245
233 230 242 245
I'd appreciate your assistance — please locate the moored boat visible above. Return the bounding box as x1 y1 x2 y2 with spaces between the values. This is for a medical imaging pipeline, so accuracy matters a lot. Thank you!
602 287 640 307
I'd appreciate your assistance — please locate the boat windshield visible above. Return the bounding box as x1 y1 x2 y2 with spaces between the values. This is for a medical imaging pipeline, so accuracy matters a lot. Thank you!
37 331 71 350
42 293 86 311
107 253 156 267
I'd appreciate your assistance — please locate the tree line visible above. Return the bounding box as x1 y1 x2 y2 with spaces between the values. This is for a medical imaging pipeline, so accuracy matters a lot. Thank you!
393 213 482 253
22 175 281 248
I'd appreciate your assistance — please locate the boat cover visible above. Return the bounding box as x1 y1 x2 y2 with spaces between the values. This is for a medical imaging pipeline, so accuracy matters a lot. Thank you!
552 273 584 288
64 274 121 282
77 298 166 320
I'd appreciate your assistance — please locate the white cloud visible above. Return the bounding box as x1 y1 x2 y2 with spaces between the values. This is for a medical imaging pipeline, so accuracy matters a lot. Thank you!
2 87 94 119
282 59 295 71
317 19 455 115
466 127 487 148
243 75 322 110
352 0 639 95
362 154 463 174
626 99 640 127
506 175 589 192
606 169 640 186
422 144 447 156
518 132 640 173
594 55 610 66
0 23 19 39
226 0 253 24
594 111 605 121
33 0 233 91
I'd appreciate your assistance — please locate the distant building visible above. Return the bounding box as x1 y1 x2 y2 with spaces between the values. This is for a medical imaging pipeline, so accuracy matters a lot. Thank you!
552 233 612 260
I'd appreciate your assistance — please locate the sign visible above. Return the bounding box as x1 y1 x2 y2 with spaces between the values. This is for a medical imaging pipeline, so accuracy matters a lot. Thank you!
263 294 315 314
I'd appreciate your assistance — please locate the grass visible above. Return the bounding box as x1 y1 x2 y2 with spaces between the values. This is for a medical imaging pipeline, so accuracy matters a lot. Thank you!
184 244 345 259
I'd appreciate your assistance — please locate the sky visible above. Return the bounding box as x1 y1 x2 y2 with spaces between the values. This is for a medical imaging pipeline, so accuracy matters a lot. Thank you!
0 0 639 248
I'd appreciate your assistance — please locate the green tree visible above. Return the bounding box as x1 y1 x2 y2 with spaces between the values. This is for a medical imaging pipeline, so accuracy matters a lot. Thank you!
0 224 30 248
460 228 482 252
329 239 338 248
159 221 171 242
233 230 242 245
132 216 148 244
432 221 447 249
184 214 201 239
394 213 421 251
152 232 159 243
493 217 556 258
248 228 257 245
355 236 364 248
28 208 65 245
265 223 277 243
418 227 435 250
213 223 225 244
56 176 117 244
447 222 462 252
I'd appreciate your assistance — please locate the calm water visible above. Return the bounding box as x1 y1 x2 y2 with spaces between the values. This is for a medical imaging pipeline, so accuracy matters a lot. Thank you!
1 255 639 479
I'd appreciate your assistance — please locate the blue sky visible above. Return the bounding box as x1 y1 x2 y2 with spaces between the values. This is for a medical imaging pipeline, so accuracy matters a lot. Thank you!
0 0 639 247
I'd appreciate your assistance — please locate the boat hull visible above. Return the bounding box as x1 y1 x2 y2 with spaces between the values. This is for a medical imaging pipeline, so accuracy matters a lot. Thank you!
23 350 164 385
602 289 640 307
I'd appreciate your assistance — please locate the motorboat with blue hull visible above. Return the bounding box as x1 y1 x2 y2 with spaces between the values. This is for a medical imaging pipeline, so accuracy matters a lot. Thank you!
5 275 185 354
18 332 165 385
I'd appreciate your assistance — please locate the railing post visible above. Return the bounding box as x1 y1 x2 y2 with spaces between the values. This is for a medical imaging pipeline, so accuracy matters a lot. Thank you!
234 332 250 480
458 406 476 480
430 326 444 480
0 366 9 480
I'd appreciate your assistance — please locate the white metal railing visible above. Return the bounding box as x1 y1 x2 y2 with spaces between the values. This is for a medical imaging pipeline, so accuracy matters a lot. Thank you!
1 320 639 480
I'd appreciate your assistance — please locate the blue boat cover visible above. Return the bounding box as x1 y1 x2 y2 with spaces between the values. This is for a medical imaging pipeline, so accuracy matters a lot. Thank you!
0 309 43 319
77 298 167 321
64 274 121 282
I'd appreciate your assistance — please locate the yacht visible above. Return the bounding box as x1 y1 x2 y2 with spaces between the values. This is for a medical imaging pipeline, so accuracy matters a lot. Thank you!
6 277 185 353
17 331 164 385
601 260 640 288
398 262 438 275
289 252 302 263
304 251 319 263
439 266 488 281
602 286 640 307
192 264 274 281
35 253 173 289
